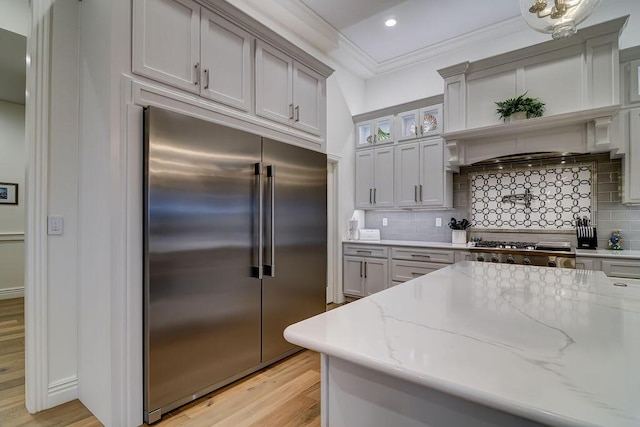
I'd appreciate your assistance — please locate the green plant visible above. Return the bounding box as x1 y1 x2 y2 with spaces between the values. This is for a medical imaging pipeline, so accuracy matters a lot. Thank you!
495 92 545 120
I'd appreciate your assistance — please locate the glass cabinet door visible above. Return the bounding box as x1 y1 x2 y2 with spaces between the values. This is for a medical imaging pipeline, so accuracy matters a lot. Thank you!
356 121 373 147
631 60 640 104
420 106 441 136
397 110 420 141
373 116 394 144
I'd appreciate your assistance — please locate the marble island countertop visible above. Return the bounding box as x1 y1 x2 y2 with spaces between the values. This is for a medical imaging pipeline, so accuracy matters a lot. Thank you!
285 262 640 426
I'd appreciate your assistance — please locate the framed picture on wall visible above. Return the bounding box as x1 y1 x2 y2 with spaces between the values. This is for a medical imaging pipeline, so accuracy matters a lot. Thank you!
0 183 18 205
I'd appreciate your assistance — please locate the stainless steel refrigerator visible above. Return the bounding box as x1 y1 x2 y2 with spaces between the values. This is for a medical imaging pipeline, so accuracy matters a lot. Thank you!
143 106 327 423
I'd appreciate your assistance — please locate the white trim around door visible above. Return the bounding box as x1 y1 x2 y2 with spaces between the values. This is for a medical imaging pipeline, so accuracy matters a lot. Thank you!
327 155 344 304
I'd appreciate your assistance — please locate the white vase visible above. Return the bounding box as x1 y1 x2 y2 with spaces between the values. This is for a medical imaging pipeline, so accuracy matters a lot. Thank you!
452 230 467 245
505 111 527 122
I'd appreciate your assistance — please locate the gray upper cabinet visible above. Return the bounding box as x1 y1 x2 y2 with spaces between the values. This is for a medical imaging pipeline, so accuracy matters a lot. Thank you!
356 148 394 209
395 138 452 208
200 9 253 111
133 0 201 94
256 41 324 136
355 116 395 149
133 0 330 142
396 105 443 142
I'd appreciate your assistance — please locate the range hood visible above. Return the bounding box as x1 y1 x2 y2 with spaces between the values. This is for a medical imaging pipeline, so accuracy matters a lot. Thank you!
472 151 579 166
438 17 627 170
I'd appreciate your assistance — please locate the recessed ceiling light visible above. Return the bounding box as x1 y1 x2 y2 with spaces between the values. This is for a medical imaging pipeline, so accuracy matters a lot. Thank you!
385 18 397 27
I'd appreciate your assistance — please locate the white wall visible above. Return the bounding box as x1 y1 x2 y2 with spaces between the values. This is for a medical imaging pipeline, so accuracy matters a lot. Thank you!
363 0 640 112
0 0 30 36
0 100 25 297
46 0 80 407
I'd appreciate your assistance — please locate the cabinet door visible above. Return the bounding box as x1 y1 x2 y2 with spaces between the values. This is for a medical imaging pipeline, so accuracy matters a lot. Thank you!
628 108 640 203
396 110 420 142
373 116 394 145
355 120 374 149
355 150 374 208
420 139 445 206
293 62 324 136
200 10 252 111
133 0 200 93
395 143 420 207
373 147 394 208
419 105 442 137
343 256 364 297
364 258 388 296
255 41 293 126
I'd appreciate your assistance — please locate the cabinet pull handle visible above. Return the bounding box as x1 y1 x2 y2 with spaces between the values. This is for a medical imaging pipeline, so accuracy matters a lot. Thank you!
420 125 424 135
411 254 430 258
414 185 418 202
369 188 372 204
356 250 372 254
374 188 377 204
294 105 300 122
411 272 423 276
364 262 367 278
204 68 210 90
289 104 294 120
419 185 423 202
373 134 377 143
360 261 363 277
194 62 200 85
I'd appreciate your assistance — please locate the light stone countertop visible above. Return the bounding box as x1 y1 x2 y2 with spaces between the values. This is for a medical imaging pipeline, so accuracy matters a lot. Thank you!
343 239 469 249
285 261 640 426
576 248 640 259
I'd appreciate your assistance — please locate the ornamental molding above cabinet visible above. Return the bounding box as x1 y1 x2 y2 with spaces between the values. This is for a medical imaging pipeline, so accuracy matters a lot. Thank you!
438 17 627 167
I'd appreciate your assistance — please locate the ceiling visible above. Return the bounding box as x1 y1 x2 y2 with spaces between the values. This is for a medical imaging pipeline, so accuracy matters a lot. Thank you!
0 27 26 105
299 0 522 64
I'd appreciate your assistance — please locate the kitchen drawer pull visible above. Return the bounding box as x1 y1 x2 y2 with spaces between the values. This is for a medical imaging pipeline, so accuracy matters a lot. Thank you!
356 250 372 254
414 185 418 202
194 62 200 85
204 68 210 90
294 105 300 122
289 104 294 120
419 185 423 202
369 188 372 204
374 188 377 203
364 262 368 278
411 272 423 276
360 261 363 278
411 254 430 258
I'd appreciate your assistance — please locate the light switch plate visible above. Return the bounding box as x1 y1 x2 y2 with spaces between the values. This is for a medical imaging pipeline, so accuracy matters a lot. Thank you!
436 217 442 227
382 218 388 226
48 216 64 235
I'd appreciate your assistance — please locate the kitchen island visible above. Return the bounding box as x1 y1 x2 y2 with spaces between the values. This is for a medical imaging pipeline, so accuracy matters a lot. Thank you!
284 261 640 427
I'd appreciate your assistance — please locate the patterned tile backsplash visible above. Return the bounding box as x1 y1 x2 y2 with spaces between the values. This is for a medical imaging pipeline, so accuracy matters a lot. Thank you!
470 163 594 230
364 154 640 250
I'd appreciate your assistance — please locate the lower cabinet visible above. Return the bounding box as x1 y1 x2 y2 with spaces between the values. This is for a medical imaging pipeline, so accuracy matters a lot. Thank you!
343 243 460 298
343 256 388 297
576 256 640 279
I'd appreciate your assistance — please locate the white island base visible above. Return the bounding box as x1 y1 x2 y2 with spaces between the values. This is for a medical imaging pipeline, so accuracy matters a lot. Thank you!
286 262 640 427
321 354 540 427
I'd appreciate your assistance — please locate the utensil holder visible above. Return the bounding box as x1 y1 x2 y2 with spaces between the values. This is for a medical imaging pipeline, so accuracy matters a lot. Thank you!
452 230 467 245
576 227 597 249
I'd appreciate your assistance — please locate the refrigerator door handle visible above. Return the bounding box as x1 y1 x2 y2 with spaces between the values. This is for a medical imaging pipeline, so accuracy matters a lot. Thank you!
252 163 264 279
265 164 276 277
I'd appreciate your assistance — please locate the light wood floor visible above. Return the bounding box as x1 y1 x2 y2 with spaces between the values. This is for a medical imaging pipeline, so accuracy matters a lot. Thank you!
0 298 333 426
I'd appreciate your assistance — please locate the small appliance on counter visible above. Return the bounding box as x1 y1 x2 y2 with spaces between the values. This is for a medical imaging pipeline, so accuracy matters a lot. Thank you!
348 210 365 240
575 216 597 249
358 229 381 241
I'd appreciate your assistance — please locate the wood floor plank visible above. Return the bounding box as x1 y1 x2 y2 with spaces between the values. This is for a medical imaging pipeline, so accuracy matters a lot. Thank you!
0 297 329 427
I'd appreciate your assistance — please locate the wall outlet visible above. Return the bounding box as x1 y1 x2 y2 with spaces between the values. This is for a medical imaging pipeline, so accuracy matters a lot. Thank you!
436 217 442 227
382 218 388 226
48 216 64 235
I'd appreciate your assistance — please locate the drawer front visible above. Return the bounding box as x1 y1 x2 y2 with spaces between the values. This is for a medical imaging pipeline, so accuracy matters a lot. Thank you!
391 247 454 264
602 259 640 279
391 259 447 283
343 244 388 258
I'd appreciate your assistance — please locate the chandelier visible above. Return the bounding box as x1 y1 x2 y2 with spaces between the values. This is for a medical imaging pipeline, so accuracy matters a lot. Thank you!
519 0 601 40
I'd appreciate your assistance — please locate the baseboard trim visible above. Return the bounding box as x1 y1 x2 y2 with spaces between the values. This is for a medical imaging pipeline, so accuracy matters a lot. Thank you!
0 287 24 300
47 376 78 408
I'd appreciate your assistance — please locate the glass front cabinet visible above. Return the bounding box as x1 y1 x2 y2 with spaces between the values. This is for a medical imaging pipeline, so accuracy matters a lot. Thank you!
396 104 443 142
355 115 395 148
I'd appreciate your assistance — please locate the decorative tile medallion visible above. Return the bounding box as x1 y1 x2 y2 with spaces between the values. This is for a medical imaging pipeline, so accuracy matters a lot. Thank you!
470 163 595 230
